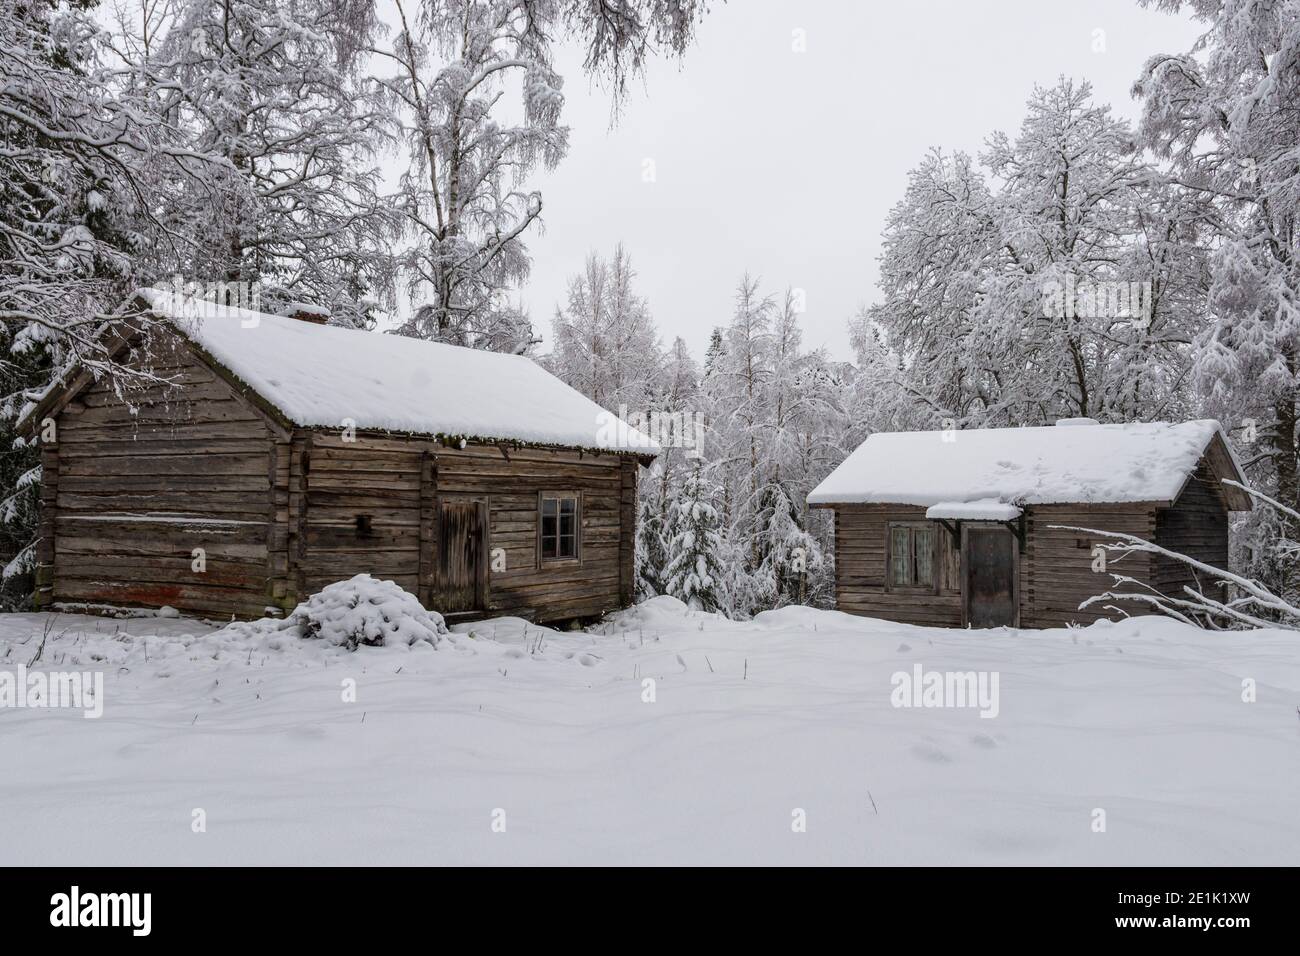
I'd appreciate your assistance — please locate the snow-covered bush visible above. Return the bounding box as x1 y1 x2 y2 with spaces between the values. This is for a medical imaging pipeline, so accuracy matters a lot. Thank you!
290 575 448 650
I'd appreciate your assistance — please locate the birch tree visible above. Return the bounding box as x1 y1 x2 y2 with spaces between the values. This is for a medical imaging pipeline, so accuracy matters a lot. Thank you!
549 244 662 405
123 0 392 326
870 79 1202 428
374 0 564 351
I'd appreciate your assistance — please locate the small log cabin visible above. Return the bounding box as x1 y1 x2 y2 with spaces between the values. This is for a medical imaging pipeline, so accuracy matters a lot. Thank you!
807 419 1250 629
18 289 657 623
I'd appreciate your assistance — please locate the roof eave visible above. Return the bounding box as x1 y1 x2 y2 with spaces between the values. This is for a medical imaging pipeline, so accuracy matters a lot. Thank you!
14 296 153 438
300 424 659 462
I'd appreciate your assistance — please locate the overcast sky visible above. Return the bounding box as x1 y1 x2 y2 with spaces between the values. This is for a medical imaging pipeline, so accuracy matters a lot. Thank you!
496 0 1205 362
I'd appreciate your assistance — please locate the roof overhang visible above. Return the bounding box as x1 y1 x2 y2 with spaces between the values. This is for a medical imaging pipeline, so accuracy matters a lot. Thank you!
925 500 1023 521
13 294 153 438
1194 429 1252 511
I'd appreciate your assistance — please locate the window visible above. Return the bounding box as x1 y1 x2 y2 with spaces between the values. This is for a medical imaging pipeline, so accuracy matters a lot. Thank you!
540 493 580 562
889 523 935 588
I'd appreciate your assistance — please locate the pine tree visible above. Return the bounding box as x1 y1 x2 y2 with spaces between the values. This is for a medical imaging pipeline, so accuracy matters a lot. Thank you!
634 497 668 600
663 462 727 613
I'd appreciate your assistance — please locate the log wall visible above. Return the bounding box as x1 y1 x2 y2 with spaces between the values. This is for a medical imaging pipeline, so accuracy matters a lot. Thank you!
1153 463 1229 600
40 331 643 624
1022 504 1157 627
46 334 284 618
285 434 635 622
827 501 1162 628
831 504 967 627
431 443 633 621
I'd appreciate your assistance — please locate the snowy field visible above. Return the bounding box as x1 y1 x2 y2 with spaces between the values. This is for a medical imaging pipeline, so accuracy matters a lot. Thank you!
1 597 1297 866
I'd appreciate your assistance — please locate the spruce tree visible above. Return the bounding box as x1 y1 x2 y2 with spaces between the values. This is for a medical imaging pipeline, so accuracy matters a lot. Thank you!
663 463 727 613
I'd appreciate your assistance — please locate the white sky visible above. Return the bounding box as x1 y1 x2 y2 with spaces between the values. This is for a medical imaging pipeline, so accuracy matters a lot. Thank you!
373 0 1207 361
516 0 1206 361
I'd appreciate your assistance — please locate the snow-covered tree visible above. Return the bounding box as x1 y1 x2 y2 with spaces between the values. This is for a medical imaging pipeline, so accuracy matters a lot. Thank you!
644 333 698 510
845 308 920 444
687 276 847 615
125 0 391 326
1 0 158 379
634 495 668 599
870 79 1202 429
701 275 773 547
867 147 999 427
1134 0 1300 597
750 479 824 609
549 244 662 406
663 461 727 613
374 0 564 351
558 0 707 104
0 0 169 605
372 0 705 349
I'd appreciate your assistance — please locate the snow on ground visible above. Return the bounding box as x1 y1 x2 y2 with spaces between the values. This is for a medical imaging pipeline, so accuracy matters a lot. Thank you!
1 597 1297 865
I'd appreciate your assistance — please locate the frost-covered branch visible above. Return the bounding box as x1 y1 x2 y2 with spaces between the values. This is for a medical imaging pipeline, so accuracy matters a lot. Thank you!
1052 524 1300 631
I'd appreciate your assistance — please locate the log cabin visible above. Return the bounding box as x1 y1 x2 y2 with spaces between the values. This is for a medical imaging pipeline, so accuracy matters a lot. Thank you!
807 419 1250 628
17 289 657 623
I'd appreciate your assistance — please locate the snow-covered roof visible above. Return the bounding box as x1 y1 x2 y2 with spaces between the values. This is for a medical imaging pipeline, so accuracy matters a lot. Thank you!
134 289 658 454
808 420 1242 508
925 500 1023 521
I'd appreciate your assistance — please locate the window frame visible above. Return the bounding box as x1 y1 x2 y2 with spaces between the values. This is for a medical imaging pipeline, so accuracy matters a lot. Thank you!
537 490 582 567
885 521 939 592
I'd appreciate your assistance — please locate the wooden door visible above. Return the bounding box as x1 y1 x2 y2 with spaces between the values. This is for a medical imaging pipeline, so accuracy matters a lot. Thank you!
436 498 487 613
963 526 1017 628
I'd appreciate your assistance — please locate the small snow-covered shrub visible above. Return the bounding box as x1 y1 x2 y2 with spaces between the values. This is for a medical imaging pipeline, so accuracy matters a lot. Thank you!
290 575 448 650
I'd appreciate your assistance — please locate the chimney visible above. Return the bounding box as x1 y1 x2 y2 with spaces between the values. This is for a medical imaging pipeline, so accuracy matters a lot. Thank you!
285 301 331 325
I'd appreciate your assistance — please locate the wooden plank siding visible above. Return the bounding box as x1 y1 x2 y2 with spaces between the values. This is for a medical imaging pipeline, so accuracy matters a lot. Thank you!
1153 462 1230 601
287 435 632 621
1022 504 1157 628
433 444 631 622
619 459 637 606
37 327 644 623
832 504 966 627
827 501 1166 629
46 333 283 618
295 432 426 597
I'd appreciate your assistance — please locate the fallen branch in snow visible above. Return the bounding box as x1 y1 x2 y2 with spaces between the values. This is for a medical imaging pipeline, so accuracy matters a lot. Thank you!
1051 524 1300 631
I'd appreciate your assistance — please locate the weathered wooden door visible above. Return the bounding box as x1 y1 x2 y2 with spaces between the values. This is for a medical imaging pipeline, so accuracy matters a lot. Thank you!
436 498 487 613
963 526 1017 628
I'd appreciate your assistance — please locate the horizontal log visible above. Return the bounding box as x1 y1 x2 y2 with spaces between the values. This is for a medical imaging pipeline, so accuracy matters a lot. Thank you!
60 453 267 478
